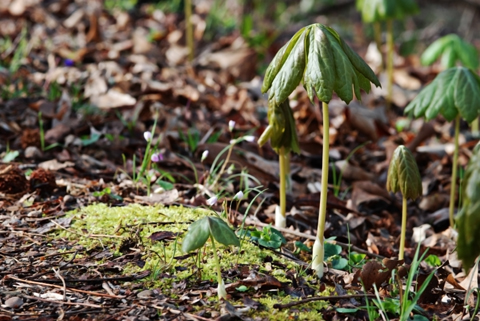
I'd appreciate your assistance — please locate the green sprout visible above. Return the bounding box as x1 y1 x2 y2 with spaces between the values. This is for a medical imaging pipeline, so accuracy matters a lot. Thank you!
356 0 418 109
456 143 480 270
421 34 480 133
259 23 380 277
182 216 240 300
405 67 480 228
386 145 422 260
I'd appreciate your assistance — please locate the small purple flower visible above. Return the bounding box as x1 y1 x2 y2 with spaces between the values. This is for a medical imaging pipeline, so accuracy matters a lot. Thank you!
206 195 218 206
144 131 152 142
151 153 163 162
64 59 74 67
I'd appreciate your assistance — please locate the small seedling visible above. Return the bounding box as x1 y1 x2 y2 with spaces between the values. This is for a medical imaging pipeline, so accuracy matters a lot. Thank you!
259 23 380 277
405 67 480 227
182 216 240 300
356 0 418 108
386 145 422 260
456 143 480 270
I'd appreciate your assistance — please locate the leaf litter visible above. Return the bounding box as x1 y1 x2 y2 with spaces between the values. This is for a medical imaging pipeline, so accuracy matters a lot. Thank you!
1 0 480 320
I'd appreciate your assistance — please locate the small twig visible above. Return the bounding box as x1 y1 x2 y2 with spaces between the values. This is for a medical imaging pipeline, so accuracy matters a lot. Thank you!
52 267 66 301
273 293 377 309
22 295 103 308
6 275 125 299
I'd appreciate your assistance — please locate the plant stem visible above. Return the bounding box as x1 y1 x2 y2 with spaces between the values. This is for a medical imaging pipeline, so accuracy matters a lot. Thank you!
313 101 330 278
210 236 226 299
373 21 383 72
399 196 407 260
185 0 194 62
386 19 394 111
211 144 234 190
276 147 287 228
472 117 479 136
449 116 460 227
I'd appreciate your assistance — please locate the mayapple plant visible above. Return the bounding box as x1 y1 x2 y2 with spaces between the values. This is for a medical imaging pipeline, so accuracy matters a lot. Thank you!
456 143 480 270
182 216 240 300
405 67 480 228
386 145 422 260
420 34 480 133
259 23 380 277
356 0 418 108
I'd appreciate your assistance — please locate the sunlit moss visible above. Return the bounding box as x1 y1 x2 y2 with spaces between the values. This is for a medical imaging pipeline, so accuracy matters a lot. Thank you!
51 203 332 319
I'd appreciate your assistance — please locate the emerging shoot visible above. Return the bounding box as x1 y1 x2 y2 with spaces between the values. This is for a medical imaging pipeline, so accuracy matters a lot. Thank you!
182 216 240 300
386 145 422 260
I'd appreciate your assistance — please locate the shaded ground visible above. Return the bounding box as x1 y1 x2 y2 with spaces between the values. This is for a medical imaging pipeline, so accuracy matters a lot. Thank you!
1 0 480 320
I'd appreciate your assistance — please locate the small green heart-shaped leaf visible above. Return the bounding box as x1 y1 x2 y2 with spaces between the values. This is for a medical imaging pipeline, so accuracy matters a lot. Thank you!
386 145 422 200
456 145 480 270
208 216 240 247
182 216 239 253
421 34 479 70
182 217 211 253
405 67 480 123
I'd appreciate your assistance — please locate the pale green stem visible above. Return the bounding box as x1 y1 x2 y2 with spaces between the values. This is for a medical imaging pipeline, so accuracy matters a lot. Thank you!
399 196 407 260
373 21 383 72
449 116 460 227
313 101 330 277
211 144 234 190
279 147 287 219
386 19 394 111
185 0 194 61
471 118 479 136
210 236 225 298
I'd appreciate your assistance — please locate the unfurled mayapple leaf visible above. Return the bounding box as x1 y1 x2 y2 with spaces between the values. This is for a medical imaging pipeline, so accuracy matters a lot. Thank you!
257 100 299 153
404 67 480 123
386 145 422 200
421 34 479 70
356 0 418 22
182 216 239 253
262 23 380 107
456 144 480 270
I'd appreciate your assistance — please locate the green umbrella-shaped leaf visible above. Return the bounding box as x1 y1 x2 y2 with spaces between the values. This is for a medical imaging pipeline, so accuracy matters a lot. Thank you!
304 25 334 103
457 145 480 270
356 0 418 22
386 145 422 200
421 35 452 66
208 216 240 247
421 34 479 70
262 28 306 94
405 67 480 123
268 30 308 106
182 217 211 253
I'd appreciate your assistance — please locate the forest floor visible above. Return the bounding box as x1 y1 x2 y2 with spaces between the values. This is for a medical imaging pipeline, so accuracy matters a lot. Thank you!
1 0 480 320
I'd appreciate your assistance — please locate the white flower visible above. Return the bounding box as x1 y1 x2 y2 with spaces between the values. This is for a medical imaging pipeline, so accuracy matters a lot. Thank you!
234 191 244 200
144 131 152 142
217 278 227 299
228 120 236 132
206 195 218 206
229 138 237 145
243 135 255 142
201 150 209 162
